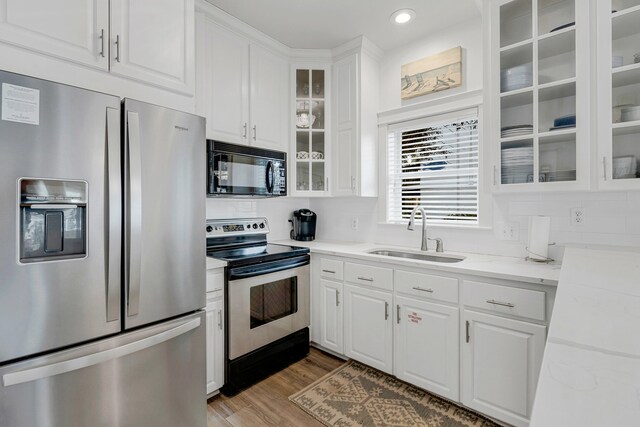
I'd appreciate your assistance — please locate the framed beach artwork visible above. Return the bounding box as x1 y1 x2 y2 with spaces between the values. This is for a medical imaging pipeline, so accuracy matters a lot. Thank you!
401 46 462 100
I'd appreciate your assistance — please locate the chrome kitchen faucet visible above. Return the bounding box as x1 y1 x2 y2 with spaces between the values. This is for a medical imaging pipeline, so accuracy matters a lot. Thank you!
407 206 444 252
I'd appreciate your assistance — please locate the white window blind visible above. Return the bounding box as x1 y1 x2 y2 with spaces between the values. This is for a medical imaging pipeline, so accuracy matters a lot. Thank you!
387 109 479 225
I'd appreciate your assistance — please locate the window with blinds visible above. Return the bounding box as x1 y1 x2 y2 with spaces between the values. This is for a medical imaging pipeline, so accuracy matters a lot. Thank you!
387 110 479 225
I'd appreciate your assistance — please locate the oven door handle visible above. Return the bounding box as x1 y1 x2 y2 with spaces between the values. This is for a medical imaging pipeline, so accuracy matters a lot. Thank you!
228 255 310 280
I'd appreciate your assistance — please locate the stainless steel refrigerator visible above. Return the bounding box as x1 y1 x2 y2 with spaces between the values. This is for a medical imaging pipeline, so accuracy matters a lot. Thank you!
0 70 206 427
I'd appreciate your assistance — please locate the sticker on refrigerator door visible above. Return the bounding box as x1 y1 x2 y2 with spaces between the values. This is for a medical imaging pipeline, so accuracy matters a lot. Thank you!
2 83 40 125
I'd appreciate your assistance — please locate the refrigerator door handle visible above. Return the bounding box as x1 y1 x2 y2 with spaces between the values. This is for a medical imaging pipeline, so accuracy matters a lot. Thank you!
127 111 143 317
106 107 121 322
2 317 201 387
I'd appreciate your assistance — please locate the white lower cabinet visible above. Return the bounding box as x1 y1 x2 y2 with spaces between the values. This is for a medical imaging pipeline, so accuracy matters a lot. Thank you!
319 278 343 354
205 294 224 395
344 283 393 373
461 310 546 427
394 295 459 401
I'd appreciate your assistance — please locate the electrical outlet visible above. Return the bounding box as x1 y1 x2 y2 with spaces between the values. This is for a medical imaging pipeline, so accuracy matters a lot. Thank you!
497 222 519 241
351 216 359 230
571 207 585 226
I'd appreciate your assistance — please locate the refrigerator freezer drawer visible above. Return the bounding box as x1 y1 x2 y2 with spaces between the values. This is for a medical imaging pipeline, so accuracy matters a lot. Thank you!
0 312 206 427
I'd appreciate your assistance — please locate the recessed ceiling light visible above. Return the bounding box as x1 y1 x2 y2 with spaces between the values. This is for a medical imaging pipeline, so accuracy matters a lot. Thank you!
390 9 416 25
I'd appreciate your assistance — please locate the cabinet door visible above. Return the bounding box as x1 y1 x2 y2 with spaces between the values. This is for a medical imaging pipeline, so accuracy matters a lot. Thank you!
319 279 343 354
0 0 109 70
394 296 459 401
195 14 249 143
110 0 194 94
249 43 288 150
344 284 392 373
461 310 546 427
206 297 224 394
332 54 358 196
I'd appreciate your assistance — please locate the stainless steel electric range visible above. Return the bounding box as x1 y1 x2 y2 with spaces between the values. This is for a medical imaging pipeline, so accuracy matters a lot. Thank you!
206 218 310 395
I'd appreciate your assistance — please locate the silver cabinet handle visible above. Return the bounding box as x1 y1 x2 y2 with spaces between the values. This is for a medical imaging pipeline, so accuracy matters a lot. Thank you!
2 317 200 387
252 125 256 141
106 107 121 322
603 156 607 181
486 299 515 308
217 310 222 330
322 269 336 274
99 29 105 58
351 176 356 191
242 123 247 138
114 34 121 62
326 177 329 190
335 290 340 307
465 320 470 343
357 276 373 282
126 111 142 317
384 301 389 320
412 286 434 293
396 304 401 324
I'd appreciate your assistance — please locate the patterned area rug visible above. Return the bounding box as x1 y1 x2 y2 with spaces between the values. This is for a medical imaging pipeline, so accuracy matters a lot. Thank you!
290 360 499 427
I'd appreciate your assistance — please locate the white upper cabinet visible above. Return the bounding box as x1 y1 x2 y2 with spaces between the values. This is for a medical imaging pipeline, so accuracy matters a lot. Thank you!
195 9 288 151
0 0 109 70
0 0 194 95
332 40 380 197
110 0 194 94
249 43 289 150
487 0 590 192
196 14 249 143
596 0 640 189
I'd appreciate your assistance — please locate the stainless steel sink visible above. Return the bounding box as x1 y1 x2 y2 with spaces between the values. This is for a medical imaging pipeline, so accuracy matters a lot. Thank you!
367 249 465 263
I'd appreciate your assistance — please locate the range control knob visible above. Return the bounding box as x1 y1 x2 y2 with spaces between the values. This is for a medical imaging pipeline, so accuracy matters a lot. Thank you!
259 223 265 229
252 223 258 229
206 225 213 233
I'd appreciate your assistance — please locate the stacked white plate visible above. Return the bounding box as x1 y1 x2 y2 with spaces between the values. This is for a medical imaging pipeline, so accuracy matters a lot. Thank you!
500 63 533 92
546 170 577 182
501 124 533 138
501 146 534 184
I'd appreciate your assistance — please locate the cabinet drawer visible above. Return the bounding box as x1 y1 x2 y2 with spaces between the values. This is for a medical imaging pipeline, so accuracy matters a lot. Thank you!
207 269 225 293
395 270 458 304
463 281 545 322
207 289 223 303
320 258 344 280
345 262 393 291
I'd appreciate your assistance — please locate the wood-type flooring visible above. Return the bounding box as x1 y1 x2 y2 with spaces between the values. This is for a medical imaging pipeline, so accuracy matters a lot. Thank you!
207 347 344 426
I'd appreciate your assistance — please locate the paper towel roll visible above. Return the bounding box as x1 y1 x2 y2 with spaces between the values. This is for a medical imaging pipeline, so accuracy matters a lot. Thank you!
527 216 551 261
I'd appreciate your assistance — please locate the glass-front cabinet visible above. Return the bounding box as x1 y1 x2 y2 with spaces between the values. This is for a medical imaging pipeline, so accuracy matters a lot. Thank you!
597 0 640 188
490 0 588 191
291 65 330 196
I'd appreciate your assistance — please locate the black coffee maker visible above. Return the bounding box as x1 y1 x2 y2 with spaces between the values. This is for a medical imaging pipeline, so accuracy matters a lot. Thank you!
290 209 317 241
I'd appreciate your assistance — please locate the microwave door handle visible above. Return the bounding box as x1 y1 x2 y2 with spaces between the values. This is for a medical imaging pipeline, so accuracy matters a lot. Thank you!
265 161 274 194
106 107 121 322
126 111 142 317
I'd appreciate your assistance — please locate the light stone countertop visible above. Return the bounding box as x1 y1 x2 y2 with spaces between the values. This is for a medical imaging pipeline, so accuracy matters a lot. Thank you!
530 247 640 426
272 239 561 286
206 256 227 269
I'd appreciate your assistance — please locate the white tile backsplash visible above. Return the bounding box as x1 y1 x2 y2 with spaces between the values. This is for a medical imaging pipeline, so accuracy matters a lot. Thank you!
306 191 640 261
206 197 309 241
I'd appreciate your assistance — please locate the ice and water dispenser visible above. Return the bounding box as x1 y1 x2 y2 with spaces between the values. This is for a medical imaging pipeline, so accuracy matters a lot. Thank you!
19 178 87 263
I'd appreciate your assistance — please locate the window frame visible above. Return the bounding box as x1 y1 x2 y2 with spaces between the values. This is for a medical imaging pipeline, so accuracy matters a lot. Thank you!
377 91 491 229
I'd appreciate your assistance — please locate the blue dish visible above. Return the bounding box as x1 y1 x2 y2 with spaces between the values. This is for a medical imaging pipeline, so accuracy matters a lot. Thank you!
424 160 447 171
553 114 576 127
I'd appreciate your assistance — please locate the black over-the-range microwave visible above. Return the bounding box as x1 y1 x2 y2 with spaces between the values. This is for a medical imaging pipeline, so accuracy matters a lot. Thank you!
207 140 287 197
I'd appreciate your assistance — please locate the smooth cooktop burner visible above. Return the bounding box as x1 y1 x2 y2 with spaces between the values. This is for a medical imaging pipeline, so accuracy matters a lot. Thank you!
207 243 309 267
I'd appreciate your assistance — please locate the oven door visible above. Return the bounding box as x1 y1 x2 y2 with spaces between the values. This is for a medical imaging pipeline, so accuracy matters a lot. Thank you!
227 260 309 360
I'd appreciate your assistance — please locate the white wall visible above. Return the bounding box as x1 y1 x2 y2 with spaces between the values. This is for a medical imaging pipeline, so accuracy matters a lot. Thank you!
379 17 484 112
206 197 309 240
306 15 640 260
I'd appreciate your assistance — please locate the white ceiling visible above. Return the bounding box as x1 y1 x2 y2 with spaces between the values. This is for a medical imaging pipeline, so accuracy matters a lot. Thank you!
204 0 482 51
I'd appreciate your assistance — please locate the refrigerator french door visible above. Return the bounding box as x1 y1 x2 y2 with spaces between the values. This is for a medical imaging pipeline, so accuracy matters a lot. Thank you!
123 98 206 329
0 71 207 426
